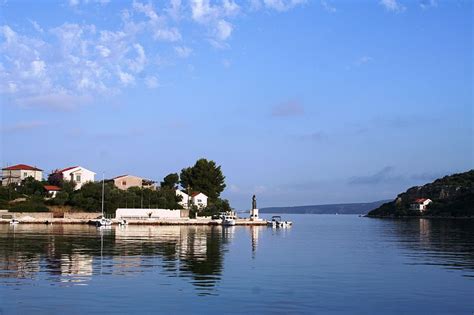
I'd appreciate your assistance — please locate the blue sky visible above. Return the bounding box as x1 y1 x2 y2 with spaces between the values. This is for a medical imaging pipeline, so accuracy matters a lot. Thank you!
0 0 472 209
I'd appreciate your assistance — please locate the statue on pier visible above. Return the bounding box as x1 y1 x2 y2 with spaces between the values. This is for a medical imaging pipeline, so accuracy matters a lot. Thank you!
250 195 259 221
252 195 257 210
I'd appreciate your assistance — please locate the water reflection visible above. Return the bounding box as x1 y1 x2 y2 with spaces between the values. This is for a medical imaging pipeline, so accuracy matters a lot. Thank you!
0 224 254 294
379 218 474 276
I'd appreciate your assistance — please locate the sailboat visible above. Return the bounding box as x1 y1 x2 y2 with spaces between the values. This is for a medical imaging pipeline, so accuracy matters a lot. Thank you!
96 173 112 227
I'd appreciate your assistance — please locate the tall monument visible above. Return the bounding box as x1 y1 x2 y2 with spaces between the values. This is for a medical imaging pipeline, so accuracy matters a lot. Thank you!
250 195 259 221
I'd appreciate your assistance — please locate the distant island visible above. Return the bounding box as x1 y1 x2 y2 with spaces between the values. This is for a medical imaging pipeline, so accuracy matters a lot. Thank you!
368 170 474 218
260 200 389 215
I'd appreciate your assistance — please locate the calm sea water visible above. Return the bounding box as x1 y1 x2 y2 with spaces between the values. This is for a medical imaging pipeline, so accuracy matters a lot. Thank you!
0 215 473 314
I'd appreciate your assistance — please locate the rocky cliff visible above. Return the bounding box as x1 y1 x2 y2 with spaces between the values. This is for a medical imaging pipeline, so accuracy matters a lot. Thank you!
368 170 474 217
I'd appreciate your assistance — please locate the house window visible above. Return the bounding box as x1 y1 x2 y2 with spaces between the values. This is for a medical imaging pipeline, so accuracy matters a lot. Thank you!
197 199 202 203
122 181 127 186
76 174 81 182
23 172 28 178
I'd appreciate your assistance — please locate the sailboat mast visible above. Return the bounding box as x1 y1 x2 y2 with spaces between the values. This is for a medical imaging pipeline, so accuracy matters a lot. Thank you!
101 173 105 217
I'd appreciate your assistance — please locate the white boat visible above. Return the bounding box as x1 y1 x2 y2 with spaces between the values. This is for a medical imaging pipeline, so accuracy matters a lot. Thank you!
222 215 236 226
97 217 112 227
9 219 19 225
95 173 112 227
267 216 293 228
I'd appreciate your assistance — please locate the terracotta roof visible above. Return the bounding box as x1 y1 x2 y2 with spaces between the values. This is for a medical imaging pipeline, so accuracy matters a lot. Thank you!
113 174 129 180
414 198 429 203
191 192 203 197
55 166 79 173
2 164 42 171
44 185 61 191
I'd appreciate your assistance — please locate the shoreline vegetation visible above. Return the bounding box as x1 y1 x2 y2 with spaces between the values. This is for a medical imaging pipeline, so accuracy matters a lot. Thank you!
0 158 231 219
367 170 474 219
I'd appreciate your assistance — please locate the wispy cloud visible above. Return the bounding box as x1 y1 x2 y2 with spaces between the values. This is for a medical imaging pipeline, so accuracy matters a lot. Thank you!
271 100 305 117
349 166 399 185
321 0 336 13
1 120 48 133
355 56 373 66
419 0 437 9
298 131 327 142
379 0 405 12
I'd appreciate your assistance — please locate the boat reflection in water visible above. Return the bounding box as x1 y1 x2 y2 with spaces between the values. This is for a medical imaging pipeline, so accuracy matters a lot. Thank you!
0 224 255 295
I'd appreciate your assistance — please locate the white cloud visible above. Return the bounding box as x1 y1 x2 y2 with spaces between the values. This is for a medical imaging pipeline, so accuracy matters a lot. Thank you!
380 0 405 12
118 69 135 86
262 0 306 12
1 120 48 133
128 43 147 72
153 27 181 41
355 56 373 66
29 20 44 33
145 75 159 89
174 45 192 58
0 0 307 108
166 0 182 20
321 0 336 13
419 0 437 9
216 20 233 41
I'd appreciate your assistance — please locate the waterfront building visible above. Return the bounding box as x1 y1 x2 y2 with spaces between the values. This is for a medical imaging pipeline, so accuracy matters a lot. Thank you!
191 192 208 209
112 174 156 190
44 185 61 198
410 198 432 212
1 164 43 186
52 166 96 190
175 190 208 209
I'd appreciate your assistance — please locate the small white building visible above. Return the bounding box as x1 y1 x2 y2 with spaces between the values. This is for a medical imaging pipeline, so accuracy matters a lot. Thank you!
53 166 96 190
191 192 208 209
176 190 191 209
1 164 43 186
175 190 208 209
410 198 432 212
44 185 61 198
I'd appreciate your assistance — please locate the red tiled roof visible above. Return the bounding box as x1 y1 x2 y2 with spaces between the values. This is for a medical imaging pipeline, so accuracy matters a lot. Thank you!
113 174 128 179
191 192 202 197
44 185 61 191
414 198 428 203
55 166 79 173
2 164 42 171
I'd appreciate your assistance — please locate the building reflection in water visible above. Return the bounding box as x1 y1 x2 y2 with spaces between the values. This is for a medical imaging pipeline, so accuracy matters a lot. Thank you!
0 224 250 294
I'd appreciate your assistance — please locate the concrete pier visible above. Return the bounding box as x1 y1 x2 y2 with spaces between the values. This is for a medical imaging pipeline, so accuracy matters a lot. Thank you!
0 218 268 226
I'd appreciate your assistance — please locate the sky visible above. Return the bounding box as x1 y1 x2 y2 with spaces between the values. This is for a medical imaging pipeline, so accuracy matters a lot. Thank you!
0 0 472 210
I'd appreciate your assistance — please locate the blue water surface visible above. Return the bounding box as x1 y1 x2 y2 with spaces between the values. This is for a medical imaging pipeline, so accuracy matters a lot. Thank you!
0 215 473 314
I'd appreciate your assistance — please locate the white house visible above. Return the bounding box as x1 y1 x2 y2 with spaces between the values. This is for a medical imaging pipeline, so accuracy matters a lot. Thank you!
44 185 61 198
175 190 208 209
176 189 191 209
1 164 43 186
191 192 208 209
410 198 432 212
53 166 96 190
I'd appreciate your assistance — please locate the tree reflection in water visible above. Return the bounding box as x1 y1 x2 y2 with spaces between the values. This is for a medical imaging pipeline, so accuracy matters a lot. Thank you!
377 218 474 276
0 224 244 294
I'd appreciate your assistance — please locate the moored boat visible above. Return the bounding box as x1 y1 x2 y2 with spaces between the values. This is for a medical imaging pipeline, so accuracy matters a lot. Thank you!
267 216 293 228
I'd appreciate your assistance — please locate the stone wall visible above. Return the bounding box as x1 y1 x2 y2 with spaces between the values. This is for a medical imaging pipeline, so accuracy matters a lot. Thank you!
180 209 189 218
1 212 53 220
63 212 102 219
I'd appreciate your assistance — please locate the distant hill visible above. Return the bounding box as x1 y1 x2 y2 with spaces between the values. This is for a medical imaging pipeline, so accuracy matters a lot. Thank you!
260 200 389 215
368 170 474 218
